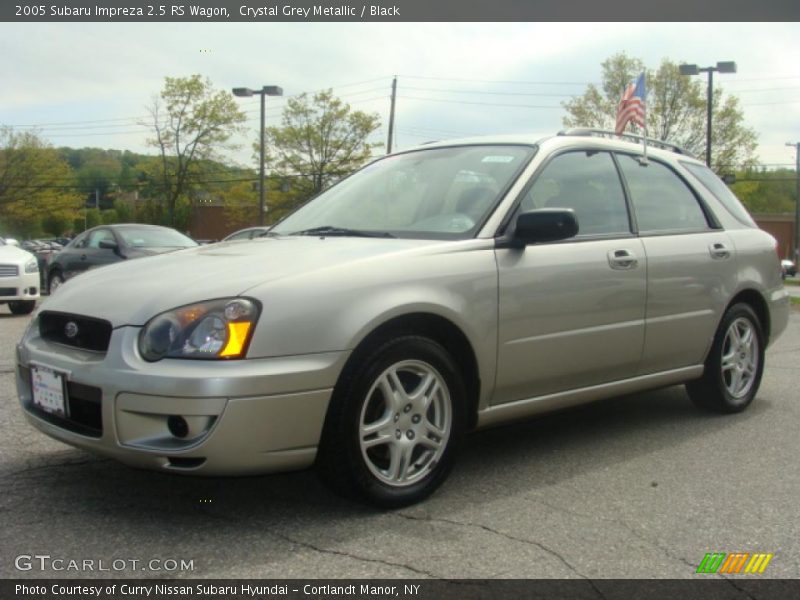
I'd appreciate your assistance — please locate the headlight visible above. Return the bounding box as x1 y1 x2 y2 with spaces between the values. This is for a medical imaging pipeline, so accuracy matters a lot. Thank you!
24 259 38 273
138 298 260 361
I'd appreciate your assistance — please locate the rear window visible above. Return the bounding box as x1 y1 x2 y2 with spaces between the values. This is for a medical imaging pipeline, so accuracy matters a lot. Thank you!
681 162 756 227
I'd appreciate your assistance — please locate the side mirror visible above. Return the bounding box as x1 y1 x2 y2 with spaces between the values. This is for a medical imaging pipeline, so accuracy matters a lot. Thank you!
98 239 118 251
512 209 579 246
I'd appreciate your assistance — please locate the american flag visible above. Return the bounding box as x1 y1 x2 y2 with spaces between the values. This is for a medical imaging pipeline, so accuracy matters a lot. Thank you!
615 72 646 135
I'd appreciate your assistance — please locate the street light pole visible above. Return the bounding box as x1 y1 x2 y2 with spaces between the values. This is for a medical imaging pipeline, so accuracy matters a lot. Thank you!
259 91 266 227
705 69 713 167
788 142 800 261
233 85 283 227
679 61 737 168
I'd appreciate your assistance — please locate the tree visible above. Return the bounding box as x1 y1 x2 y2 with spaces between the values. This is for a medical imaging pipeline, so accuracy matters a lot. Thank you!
562 54 758 171
731 169 796 214
0 127 82 237
145 75 247 226
265 90 381 203
221 181 258 231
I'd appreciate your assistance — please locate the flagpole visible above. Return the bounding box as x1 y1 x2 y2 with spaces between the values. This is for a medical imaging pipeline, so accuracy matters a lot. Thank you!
641 73 648 164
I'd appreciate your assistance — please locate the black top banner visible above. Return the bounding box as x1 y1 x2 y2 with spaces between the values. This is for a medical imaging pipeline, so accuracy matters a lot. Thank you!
4 0 800 22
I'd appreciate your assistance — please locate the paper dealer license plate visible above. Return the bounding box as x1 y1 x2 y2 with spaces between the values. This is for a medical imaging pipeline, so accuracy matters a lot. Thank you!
31 365 67 417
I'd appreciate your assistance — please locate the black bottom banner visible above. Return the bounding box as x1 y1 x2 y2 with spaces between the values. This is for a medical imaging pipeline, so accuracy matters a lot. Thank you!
4 579 800 600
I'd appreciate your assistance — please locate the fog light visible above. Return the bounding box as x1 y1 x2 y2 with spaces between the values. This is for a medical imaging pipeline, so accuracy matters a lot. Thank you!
167 415 189 438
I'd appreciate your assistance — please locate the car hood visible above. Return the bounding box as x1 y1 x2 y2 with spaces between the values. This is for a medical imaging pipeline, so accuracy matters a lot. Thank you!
0 245 36 264
41 236 448 327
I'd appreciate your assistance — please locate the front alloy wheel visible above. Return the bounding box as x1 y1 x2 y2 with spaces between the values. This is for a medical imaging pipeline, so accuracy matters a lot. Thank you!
318 336 466 507
359 360 451 487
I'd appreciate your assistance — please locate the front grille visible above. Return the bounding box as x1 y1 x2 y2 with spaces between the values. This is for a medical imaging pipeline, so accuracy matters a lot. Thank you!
39 311 113 353
0 287 17 296
0 264 19 277
20 366 103 437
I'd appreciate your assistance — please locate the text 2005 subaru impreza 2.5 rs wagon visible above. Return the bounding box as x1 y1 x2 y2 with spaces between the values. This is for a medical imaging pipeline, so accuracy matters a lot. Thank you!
16 130 790 507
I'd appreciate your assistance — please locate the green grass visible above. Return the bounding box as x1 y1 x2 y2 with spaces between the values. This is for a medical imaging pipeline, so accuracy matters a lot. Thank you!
784 278 800 286
791 296 800 307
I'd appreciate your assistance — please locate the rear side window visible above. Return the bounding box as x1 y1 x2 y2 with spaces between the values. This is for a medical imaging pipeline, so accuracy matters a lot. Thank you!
521 151 631 236
617 155 709 233
681 161 757 227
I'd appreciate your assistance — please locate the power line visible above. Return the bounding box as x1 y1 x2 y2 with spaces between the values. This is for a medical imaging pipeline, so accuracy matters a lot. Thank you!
401 86 577 98
6 77 393 130
398 95 562 109
400 74 594 86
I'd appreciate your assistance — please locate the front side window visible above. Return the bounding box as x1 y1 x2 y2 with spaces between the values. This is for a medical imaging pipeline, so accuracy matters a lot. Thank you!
617 155 709 233
87 229 115 249
520 150 631 236
271 145 536 239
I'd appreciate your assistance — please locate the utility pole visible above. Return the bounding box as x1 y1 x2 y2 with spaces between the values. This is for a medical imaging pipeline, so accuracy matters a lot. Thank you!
788 142 800 261
386 76 397 154
705 70 713 167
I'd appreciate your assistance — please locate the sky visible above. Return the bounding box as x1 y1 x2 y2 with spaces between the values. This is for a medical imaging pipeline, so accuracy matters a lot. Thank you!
1 22 799 169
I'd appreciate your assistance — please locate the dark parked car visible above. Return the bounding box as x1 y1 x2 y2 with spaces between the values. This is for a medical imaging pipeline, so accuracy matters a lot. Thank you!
25 240 64 288
781 259 797 279
222 226 271 241
47 224 197 293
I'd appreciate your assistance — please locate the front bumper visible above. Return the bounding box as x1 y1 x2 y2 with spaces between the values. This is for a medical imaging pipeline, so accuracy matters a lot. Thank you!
16 324 347 475
0 270 40 302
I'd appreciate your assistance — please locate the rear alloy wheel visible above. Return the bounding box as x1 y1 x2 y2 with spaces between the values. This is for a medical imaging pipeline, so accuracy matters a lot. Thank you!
318 336 466 507
687 303 764 413
8 300 36 315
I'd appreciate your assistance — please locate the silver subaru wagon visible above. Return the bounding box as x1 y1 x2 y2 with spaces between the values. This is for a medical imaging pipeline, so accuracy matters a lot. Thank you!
16 130 790 506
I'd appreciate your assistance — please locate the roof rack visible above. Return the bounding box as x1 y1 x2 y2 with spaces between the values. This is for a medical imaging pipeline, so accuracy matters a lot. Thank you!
557 128 692 156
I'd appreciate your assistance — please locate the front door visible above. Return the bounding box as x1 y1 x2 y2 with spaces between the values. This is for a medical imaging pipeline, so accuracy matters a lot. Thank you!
494 150 647 405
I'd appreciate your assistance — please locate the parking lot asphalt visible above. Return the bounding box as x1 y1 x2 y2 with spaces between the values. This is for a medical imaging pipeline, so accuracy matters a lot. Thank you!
1 305 798 580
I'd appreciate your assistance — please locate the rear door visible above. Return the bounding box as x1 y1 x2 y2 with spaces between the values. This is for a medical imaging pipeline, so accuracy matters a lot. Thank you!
615 153 738 374
494 149 647 404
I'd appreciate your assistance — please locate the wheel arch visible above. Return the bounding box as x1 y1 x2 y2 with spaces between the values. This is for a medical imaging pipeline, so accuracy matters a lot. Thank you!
726 288 771 344
332 312 482 430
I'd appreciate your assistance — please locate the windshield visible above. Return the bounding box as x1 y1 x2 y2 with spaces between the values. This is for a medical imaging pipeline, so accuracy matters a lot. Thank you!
117 227 198 248
272 145 535 239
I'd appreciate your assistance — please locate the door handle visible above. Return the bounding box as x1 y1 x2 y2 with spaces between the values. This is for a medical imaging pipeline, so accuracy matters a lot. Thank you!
80 254 87 260
709 243 731 260
608 249 638 270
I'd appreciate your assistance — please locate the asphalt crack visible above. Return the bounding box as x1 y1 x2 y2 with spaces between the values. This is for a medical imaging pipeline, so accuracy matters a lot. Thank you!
524 497 763 599
267 528 440 578
528 496 697 569
395 512 607 598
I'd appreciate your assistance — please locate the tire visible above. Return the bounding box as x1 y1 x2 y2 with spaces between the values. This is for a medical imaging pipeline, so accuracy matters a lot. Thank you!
48 271 64 294
317 336 467 508
8 300 36 315
686 303 765 414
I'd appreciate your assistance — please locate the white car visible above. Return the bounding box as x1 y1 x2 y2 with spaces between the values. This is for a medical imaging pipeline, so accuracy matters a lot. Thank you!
0 238 40 314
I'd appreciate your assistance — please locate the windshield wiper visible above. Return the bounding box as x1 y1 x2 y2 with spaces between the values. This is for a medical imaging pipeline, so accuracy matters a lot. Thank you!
290 226 395 238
